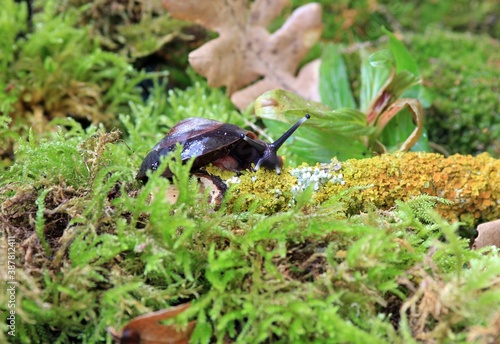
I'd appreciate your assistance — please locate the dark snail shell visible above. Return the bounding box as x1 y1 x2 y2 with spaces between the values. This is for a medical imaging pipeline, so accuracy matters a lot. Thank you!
137 115 310 181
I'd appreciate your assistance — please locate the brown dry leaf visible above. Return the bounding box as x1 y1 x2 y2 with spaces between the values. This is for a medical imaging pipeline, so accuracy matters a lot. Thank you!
473 219 500 250
372 98 424 153
109 303 195 344
162 0 323 109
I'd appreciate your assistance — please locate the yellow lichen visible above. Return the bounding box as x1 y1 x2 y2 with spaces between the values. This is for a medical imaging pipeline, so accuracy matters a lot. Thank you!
319 152 499 222
204 164 239 180
225 168 298 213
222 152 499 224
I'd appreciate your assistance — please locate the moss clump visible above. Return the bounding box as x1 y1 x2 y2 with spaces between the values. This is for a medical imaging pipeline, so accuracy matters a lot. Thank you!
408 29 500 156
0 0 148 170
65 0 191 59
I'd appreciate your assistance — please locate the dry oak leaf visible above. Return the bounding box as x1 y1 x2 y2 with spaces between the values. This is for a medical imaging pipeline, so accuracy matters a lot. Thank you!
162 0 323 110
109 302 195 344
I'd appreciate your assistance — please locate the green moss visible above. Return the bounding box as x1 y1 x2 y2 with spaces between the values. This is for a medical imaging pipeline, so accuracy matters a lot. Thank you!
289 0 499 43
2 98 500 344
0 0 149 171
3 129 88 187
65 0 190 58
408 29 500 156
382 0 499 38
1 2 500 343
395 195 454 225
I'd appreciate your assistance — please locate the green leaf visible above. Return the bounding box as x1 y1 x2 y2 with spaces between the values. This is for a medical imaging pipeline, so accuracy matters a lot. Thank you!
382 28 419 76
368 49 394 68
359 50 393 113
263 119 370 163
382 27 430 104
319 44 357 109
255 89 332 123
255 90 373 137
410 127 430 152
385 71 421 99
362 52 420 127
256 90 373 162
315 108 374 137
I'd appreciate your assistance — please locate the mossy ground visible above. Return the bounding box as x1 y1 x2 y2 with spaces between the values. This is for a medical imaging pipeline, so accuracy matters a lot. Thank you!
1 0 499 343
1 99 499 343
408 29 500 157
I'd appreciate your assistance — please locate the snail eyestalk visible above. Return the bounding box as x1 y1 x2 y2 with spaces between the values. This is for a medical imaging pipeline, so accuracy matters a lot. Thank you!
271 114 310 151
254 114 310 174
242 135 267 152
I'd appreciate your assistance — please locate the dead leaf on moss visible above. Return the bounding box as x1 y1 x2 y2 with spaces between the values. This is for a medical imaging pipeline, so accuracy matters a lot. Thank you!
109 302 195 344
162 0 323 109
473 219 500 250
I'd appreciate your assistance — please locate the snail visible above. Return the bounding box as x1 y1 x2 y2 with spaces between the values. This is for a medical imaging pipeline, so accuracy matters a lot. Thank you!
137 114 310 181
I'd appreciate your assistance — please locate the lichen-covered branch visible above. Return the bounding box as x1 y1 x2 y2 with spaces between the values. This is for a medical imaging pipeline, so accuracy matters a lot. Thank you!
224 152 499 224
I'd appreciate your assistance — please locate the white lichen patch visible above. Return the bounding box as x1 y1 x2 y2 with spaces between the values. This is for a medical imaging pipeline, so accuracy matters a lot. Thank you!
330 173 346 186
332 162 342 171
225 176 242 185
290 164 345 195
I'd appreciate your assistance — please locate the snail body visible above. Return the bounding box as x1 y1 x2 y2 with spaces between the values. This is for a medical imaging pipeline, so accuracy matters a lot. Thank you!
137 115 310 181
